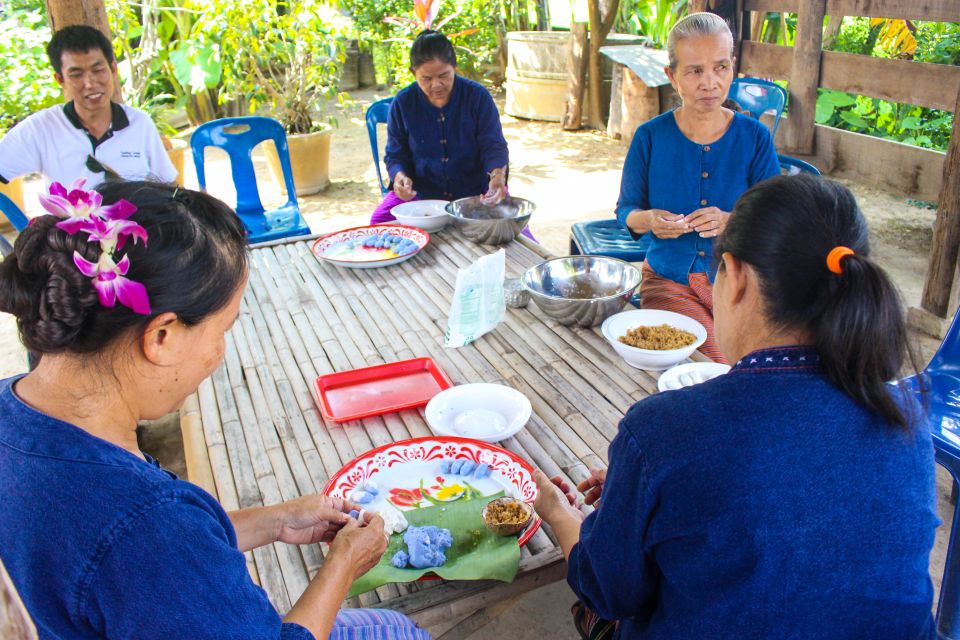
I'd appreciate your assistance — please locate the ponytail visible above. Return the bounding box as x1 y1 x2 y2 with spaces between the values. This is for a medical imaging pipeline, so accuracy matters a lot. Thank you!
715 174 919 430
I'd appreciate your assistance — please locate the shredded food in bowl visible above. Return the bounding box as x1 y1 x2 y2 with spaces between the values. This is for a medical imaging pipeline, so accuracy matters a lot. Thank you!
619 324 696 350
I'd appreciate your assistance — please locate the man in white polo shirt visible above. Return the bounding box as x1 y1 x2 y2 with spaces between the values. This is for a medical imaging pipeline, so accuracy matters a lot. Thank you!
0 25 177 189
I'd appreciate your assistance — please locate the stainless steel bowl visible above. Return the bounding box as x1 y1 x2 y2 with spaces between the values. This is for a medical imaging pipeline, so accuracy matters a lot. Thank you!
522 256 641 327
445 196 535 245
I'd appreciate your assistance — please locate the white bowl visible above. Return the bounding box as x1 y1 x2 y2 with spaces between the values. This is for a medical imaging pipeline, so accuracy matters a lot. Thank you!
425 383 532 442
601 309 707 371
657 362 731 392
392 200 451 232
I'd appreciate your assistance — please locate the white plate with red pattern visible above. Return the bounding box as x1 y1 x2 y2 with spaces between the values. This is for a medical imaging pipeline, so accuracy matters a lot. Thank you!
322 436 541 545
311 224 430 269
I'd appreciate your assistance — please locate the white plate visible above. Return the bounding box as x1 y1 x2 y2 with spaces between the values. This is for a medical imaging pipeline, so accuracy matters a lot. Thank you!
311 224 429 269
392 200 451 232
425 383 532 442
657 362 731 392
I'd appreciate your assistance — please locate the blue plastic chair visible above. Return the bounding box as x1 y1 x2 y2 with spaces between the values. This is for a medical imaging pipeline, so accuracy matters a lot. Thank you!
190 116 310 244
778 154 822 176
900 308 960 637
365 97 394 195
0 191 29 257
729 77 787 137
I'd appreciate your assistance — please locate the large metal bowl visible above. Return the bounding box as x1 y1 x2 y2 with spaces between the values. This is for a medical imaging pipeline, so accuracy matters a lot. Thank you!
445 196 535 245
522 256 641 327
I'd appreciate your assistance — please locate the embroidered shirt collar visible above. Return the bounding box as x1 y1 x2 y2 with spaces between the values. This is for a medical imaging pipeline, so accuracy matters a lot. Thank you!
63 101 129 148
731 345 821 372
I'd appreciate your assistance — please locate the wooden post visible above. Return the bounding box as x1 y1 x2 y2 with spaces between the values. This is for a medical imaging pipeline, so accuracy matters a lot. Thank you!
620 69 660 145
784 0 826 154
607 63 624 139
562 23 589 131
920 84 960 319
586 0 620 130
43 0 123 103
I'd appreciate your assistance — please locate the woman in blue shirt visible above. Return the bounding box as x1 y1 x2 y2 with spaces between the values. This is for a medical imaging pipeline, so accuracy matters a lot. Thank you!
370 30 510 224
616 12 780 362
536 174 938 639
0 181 430 640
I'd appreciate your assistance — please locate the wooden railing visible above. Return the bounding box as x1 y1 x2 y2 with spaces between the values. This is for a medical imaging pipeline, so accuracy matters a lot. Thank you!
735 0 960 328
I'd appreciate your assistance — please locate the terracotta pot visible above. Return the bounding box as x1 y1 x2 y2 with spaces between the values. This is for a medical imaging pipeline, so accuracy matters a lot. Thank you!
264 128 332 196
164 137 189 186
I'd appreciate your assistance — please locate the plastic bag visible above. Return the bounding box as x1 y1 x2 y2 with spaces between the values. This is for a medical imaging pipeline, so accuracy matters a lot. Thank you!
445 249 506 347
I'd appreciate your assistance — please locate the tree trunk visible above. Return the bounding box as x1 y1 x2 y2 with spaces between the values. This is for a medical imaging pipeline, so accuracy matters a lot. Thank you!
562 23 589 131
44 0 123 103
586 0 620 130
534 0 550 31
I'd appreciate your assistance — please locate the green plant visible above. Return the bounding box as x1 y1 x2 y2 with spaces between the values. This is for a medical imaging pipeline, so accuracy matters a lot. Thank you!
210 0 349 134
0 0 61 135
616 0 687 48
345 0 501 88
108 0 228 127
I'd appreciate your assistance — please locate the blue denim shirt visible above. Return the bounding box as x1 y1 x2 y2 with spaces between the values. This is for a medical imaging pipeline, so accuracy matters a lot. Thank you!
615 111 780 284
0 376 313 640
385 76 509 200
567 347 938 639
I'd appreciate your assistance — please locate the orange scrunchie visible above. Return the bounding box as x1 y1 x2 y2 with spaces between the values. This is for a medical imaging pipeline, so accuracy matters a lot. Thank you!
826 246 855 274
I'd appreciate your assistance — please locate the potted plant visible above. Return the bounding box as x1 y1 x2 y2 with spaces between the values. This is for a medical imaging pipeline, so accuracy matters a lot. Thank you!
216 0 350 195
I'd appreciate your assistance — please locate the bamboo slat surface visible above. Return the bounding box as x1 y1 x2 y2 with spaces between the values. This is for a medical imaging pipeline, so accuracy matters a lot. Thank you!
188 232 663 622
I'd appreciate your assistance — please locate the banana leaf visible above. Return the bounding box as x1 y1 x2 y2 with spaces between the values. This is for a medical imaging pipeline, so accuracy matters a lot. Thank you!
349 493 520 597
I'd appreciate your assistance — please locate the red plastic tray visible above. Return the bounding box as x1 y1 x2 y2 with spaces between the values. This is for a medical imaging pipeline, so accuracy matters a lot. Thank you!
314 357 453 423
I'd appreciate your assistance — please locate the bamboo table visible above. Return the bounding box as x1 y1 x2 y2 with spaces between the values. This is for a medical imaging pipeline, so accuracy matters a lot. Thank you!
179 231 664 639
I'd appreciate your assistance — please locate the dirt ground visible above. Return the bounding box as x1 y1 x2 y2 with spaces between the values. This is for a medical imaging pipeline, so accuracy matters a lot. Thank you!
0 87 951 634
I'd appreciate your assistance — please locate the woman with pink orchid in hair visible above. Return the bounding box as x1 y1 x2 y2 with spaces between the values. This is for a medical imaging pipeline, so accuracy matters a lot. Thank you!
0 181 431 640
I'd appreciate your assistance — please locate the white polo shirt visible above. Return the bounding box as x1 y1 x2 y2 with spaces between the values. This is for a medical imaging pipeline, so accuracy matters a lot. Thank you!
0 102 177 188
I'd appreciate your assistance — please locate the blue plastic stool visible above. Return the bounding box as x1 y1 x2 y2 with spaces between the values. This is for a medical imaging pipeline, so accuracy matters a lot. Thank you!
900 307 960 638
570 219 651 263
0 191 29 257
365 97 394 195
779 154 822 176
190 116 310 244
729 77 787 137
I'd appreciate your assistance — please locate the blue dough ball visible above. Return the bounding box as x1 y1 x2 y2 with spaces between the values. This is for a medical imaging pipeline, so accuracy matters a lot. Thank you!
459 461 477 476
403 526 453 569
363 480 380 496
391 550 409 569
348 509 360 519
439 460 453 474
473 463 491 479
450 460 466 475
352 490 373 504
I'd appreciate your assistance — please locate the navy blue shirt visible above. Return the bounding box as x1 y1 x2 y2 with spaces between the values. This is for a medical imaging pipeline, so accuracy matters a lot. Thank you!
568 347 938 639
0 377 313 640
385 76 509 200
615 111 780 284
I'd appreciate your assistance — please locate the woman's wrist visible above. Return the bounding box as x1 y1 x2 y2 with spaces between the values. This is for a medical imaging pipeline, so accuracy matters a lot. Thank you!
625 209 653 234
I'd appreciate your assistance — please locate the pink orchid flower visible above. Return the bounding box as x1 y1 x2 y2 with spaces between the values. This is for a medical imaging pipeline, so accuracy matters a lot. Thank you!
39 180 137 235
85 215 148 253
73 251 151 315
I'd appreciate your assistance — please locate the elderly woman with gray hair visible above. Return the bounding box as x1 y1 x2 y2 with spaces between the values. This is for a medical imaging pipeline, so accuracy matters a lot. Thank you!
615 12 780 363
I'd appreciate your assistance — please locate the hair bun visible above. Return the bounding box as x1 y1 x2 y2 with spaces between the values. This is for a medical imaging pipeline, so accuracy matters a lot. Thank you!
0 216 101 353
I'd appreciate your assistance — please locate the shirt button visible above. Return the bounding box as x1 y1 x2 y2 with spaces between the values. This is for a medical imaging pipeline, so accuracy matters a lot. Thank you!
700 199 707 206
702 172 709 178
440 139 447 144
704 145 711 152
698 251 705 257
442 157 448 163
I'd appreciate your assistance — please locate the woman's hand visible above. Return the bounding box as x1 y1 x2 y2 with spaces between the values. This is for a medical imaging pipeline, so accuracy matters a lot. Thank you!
328 515 388 580
480 167 507 205
576 468 607 506
627 209 690 239
684 206 729 238
274 495 361 546
393 171 417 201
533 470 583 521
